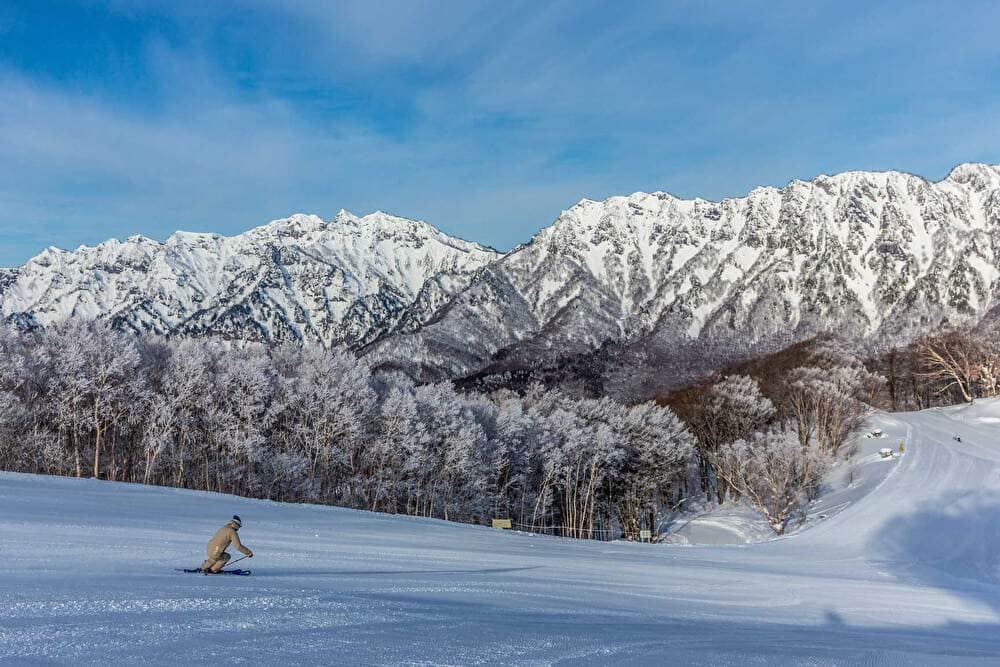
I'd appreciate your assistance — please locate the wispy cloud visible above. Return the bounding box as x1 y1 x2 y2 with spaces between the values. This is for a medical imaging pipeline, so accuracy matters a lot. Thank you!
0 1 998 266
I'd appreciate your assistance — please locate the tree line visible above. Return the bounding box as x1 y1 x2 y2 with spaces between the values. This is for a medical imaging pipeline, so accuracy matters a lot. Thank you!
5 320 990 537
872 323 1000 410
0 322 693 540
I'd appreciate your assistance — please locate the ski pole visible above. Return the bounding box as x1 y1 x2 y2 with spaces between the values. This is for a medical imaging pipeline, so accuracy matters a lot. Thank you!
227 555 251 568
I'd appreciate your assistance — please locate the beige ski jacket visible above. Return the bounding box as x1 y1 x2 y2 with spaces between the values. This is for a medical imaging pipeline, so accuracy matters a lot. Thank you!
207 521 251 557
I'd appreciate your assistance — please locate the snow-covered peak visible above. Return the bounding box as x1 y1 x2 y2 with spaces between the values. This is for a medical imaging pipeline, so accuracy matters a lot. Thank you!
6 162 1000 385
534 165 1000 255
373 163 1000 388
165 230 222 245
248 213 330 239
1 212 501 347
946 162 1000 190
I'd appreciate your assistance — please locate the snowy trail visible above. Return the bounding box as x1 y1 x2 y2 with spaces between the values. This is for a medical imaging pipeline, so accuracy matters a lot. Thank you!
3 402 1000 665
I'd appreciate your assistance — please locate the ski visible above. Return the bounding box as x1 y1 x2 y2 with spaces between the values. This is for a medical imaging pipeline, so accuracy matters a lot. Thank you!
176 568 252 576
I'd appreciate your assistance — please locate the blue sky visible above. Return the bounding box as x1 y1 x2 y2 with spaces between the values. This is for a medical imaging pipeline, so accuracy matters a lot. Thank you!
1 1 998 266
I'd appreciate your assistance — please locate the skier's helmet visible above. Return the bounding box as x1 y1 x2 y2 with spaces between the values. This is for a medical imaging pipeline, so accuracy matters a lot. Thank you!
232 515 242 528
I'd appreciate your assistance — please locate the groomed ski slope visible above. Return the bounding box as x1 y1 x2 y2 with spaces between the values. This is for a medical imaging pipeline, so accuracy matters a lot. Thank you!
3 401 1000 665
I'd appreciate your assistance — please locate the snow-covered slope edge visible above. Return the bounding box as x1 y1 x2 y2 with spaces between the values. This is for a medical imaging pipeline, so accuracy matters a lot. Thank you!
371 163 1000 382
0 212 501 347
666 410 911 545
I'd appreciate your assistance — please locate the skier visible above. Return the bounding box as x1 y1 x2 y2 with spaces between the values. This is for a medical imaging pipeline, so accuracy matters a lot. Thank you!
199 515 253 573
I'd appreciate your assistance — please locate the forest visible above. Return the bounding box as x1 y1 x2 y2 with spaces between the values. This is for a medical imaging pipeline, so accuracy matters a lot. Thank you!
0 320 996 538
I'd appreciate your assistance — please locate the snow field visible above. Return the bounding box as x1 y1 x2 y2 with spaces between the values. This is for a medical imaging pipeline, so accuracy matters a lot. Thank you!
2 400 1000 664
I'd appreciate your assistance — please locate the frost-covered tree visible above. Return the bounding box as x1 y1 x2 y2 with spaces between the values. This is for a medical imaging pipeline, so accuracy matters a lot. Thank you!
0 322 876 540
711 422 833 534
142 340 221 486
213 349 275 495
75 324 145 480
782 341 883 456
372 377 425 513
409 383 488 521
477 392 542 526
685 375 775 502
270 345 377 502
515 390 692 539
607 401 694 540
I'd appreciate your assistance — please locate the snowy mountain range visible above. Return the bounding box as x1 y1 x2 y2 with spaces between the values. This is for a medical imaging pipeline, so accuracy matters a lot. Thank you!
3 163 1000 387
0 211 500 347
370 163 1000 385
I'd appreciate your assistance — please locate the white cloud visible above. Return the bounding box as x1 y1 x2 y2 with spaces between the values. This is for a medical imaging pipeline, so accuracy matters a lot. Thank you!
1 0 998 267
